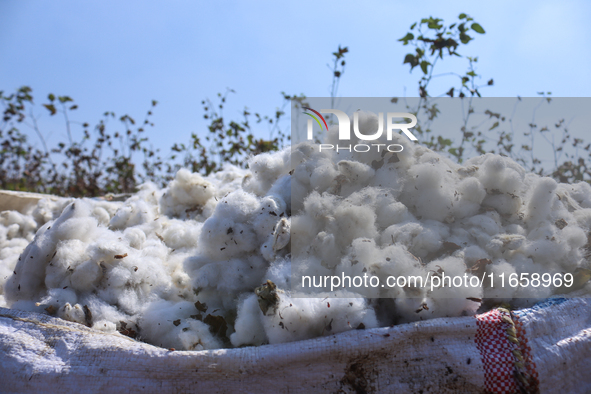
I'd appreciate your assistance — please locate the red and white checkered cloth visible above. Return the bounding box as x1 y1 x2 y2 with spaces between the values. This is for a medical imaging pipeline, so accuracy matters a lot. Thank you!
475 308 539 393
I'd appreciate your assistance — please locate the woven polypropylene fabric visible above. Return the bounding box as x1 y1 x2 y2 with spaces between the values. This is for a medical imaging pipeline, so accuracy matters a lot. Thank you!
1 298 589 393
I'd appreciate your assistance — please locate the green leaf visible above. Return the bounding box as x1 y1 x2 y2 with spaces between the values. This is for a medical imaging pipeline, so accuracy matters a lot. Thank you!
42 103 57 115
398 32 414 44
459 13 467 19
410 22 417 30
420 60 430 74
471 23 485 34
48 93 55 101
403 54 419 70
489 121 499 131
467 71 476 77
58 96 73 103
460 32 472 44
427 18 442 29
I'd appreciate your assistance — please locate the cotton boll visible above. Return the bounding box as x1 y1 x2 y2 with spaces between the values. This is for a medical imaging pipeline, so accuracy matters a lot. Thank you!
428 293 481 319
562 181 591 208
463 212 503 248
522 222 579 268
105 265 133 289
54 217 100 243
92 319 117 333
426 256 466 278
482 192 522 217
496 168 523 195
485 233 526 257
335 160 375 196
39 287 78 310
71 259 103 291
57 303 87 325
412 220 450 259
422 257 483 318
301 191 339 222
90 198 125 219
251 196 287 241
525 177 558 229
267 174 292 214
208 164 249 197
199 218 258 260
192 256 266 295
477 154 506 189
331 203 378 249
290 214 321 258
108 205 134 230
246 147 291 196
160 219 202 251
382 222 423 251
45 239 89 289
178 319 224 350
92 207 111 226
265 258 291 289
375 202 414 230
32 197 72 226
572 208 591 230
453 177 486 219
260 292 378 344
400 162 456 221
381 221 448 260
0 211 38 239
309 231 340 269
160 169 215 218
5 224 19 240
309 158 339 193
109 199 157 230
368 246 426 299
86 234 130 267
370 163 404 196
83 296 130 327
230 294 268 347
139 300 208 350
95 284 143 319
462 245 490 267
290 177 311 215
212 190 260 222
123 227 146 249
561 225 588 250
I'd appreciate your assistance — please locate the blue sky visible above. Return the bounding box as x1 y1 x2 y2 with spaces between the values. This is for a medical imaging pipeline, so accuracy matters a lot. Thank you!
1 0 589 158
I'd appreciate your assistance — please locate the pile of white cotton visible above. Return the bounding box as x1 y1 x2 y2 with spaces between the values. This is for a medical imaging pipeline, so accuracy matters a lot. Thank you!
1 113 590 350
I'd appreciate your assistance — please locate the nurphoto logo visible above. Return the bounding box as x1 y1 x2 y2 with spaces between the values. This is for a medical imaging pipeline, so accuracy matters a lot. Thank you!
303 107 418 153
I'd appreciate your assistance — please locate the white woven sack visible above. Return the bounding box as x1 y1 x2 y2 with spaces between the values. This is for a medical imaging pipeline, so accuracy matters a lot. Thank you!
1 297 589 393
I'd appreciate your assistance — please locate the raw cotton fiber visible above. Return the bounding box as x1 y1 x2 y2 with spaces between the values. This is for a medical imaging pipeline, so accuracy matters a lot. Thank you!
1 112 589 349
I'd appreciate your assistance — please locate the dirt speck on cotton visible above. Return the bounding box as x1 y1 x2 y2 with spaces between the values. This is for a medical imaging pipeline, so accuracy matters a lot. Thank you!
1 114 590 349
